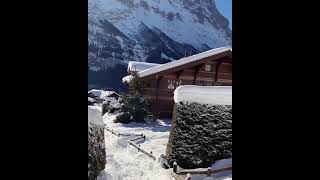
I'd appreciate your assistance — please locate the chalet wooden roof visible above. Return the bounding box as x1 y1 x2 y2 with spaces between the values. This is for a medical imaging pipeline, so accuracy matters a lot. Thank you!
137 46 232 80
88 97 96 102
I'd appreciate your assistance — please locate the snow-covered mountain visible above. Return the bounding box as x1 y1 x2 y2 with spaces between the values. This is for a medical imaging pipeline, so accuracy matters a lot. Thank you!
88 0 232 90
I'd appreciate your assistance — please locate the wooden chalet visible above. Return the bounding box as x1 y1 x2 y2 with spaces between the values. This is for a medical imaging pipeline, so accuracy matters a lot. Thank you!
88 97 96 106
105 92 120 100
123 47 232 118
88 92 98 99
88 89 120 102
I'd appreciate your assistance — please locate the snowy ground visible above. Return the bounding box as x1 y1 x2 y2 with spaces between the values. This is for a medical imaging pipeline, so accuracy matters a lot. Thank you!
91 105 232 180
97 109 173 180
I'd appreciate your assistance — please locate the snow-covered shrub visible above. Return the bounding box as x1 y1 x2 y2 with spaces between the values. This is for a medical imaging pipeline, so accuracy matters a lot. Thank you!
104 102 121 114
166 102 232 169
108 106 119 113
88 107 106 180
102 102 110 115
121 94 149 122
132 108 145 122
114 112 131 123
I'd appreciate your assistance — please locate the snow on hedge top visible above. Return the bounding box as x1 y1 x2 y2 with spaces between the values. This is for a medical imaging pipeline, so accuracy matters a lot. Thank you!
174 85 232 105
88 106 104 127
138 46 231 78
127 61 160 72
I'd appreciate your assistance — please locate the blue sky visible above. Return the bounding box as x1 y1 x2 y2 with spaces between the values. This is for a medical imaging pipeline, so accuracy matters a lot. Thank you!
214 0 232 30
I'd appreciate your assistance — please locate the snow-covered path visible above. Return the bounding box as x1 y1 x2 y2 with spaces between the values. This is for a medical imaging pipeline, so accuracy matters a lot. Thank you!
92 105 232 180
97 112 173 180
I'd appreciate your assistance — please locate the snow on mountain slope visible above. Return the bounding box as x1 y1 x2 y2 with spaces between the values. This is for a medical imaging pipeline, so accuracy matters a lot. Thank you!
88 0 231 89
89 0 230 49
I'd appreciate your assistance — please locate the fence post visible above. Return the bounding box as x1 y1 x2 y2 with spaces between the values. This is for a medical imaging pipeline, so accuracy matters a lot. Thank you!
173 161 177 173
185 173 191 180
207 167 212 176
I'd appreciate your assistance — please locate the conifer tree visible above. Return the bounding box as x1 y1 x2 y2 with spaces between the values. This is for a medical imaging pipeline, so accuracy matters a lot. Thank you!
119 72 150 122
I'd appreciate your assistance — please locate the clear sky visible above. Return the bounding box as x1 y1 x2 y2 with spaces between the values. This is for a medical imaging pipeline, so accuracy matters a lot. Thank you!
214 0 232 30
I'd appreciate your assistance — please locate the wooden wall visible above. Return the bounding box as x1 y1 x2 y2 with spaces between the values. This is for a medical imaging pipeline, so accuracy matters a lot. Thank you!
141 57 232 118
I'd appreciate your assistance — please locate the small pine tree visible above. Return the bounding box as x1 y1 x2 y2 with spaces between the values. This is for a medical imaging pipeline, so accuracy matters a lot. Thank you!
119 72 150 122
128 71 143 95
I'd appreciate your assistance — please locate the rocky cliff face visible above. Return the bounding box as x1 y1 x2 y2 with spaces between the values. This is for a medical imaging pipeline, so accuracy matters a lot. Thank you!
88 0 231 89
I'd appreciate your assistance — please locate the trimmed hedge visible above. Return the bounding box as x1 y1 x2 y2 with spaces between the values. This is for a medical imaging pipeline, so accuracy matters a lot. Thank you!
88 124 106 180
166 102 232 169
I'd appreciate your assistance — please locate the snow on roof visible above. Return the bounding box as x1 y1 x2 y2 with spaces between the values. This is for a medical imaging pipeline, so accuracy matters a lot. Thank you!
88 89 102 97
88 97 95 102
122 75 133 83
138 46 231 78
127 61 160 72
109 91 120 96
88 89 117 99
174 85 232 105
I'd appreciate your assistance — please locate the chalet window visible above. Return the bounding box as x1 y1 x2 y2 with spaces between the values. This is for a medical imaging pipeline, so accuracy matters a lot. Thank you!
168 79 175 89
205 64 212 72
143 81 150 87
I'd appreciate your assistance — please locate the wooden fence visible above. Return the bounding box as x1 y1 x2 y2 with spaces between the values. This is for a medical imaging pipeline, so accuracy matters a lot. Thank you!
106 127 232 179
171 161 232 180
105 127 156 161
128 139 156 161
106 127 144 137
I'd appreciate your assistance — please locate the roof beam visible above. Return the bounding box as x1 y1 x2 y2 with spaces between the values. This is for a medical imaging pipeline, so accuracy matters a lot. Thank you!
155 75 163 118
192 65 202 85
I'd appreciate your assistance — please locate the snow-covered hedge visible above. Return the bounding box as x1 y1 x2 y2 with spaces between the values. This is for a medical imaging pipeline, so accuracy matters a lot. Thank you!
88 107 106 180
174 85 232 105
166 86 232 169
